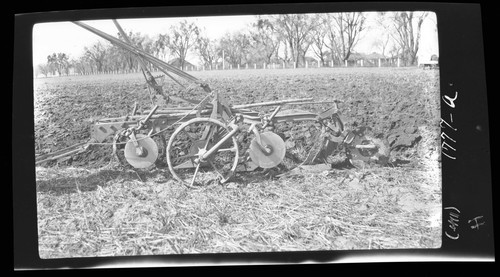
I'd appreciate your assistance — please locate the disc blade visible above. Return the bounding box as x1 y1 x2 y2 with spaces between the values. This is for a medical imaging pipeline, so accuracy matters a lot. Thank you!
249 132 286 169
124 134 159 168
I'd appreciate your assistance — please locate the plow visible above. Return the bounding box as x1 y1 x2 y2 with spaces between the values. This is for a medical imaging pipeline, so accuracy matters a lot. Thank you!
35 20 390 188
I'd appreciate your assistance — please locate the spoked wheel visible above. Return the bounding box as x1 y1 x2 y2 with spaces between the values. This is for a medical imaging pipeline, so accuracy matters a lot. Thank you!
112 130 133 168
152 132 168 167
166 118 240 188
347 134 390 168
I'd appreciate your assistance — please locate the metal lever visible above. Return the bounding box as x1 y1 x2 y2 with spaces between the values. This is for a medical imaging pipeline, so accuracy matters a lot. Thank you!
261 106 281 129
248 123 272 155
139 105 159 128
127 105 159 156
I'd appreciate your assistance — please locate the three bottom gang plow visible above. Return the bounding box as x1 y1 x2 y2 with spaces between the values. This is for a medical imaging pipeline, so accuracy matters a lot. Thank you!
35 19 390 188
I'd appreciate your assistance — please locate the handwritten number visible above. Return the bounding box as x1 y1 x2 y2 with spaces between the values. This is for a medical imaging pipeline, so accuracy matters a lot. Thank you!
444 207 460 240
442 151 456 160
440 117 457 131
441 132 456 143
445 231 459 240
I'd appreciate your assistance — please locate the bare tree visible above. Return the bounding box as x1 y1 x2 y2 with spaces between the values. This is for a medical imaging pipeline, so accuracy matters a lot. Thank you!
272 14 318 66
115 31 149 71
372 12 394 57
388 11 429 65
310 19 329 66
371 33 391 57
47 53 70 76
195 30 220 69
219 31 251 67
36 64 50 77
388 43 402 60
83 42 108 72
322 14 343 65
69 58 86 75
153 34 169 61
326 12 367 62
166 20 200 70
249 17 280 64
104 44 127 72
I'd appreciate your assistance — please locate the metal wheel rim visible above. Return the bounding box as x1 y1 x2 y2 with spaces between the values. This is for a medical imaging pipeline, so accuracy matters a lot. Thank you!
166 117 239 188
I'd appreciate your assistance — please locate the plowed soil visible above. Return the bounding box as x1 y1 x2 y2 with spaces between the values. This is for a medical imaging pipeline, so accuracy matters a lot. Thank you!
34 67 442 257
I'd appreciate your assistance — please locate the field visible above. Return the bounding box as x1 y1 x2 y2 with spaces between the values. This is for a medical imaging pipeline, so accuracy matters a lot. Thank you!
34 67 442 258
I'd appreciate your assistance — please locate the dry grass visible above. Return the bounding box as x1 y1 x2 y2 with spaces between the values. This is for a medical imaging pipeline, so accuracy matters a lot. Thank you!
36 158 441 258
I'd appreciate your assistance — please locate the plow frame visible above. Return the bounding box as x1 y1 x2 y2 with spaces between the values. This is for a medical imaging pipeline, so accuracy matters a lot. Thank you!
35 19 389 187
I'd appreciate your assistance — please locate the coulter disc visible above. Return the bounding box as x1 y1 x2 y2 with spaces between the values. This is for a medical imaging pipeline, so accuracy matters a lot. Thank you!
249 132 286 169
124 134 159 168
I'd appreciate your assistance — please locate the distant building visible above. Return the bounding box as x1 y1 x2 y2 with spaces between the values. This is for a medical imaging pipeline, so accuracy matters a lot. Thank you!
346 52 385 66
167 58 196 70
304 56 319 67
346 52 365 66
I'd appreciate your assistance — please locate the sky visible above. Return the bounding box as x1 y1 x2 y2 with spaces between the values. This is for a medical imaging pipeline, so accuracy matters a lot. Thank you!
32 12 438 67
355 12 438 60
32 15 256 66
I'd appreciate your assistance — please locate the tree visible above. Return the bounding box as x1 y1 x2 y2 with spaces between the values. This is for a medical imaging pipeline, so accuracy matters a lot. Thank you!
166 20 200 70
249 17 280 64
310 18 329 66
47 53 70 76
116 31 149 71
69 58 87 75
103 44 125 72
371 34 390 57
388 43 401 60
372 12 394 57
36 64 50 77
59 53 70 75
83 42 108 72
388 11 429 65
153 34 169 61
46 54 57 75
324 12 366 63
195 32 220 69
219 31 251 67
322 15 342 65
272 14 318 66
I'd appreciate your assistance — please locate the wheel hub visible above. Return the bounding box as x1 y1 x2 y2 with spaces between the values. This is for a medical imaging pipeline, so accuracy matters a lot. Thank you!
190 140 209 163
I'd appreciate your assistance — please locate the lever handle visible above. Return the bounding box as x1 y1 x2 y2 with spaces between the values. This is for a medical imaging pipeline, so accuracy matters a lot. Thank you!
142 105 159 123
262 106 281 129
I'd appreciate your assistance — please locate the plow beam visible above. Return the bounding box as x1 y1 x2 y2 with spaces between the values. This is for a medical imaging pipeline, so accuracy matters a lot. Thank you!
72 21 208 90
35 140 94 165
232 98 313 109
92 110 215 142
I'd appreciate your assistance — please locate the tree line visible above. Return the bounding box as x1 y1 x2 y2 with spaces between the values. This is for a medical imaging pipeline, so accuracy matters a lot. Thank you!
36 12 431 77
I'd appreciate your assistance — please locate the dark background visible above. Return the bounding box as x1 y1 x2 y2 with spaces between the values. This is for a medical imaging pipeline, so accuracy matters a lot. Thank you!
12 1 495 270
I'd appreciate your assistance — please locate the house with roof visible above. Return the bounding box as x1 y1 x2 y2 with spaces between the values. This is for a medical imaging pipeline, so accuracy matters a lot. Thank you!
346 52 390 67
167 58 196 70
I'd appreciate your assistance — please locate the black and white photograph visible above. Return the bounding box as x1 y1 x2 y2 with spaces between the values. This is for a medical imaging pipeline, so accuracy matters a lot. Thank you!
13 2 493 268
32 10 442 258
